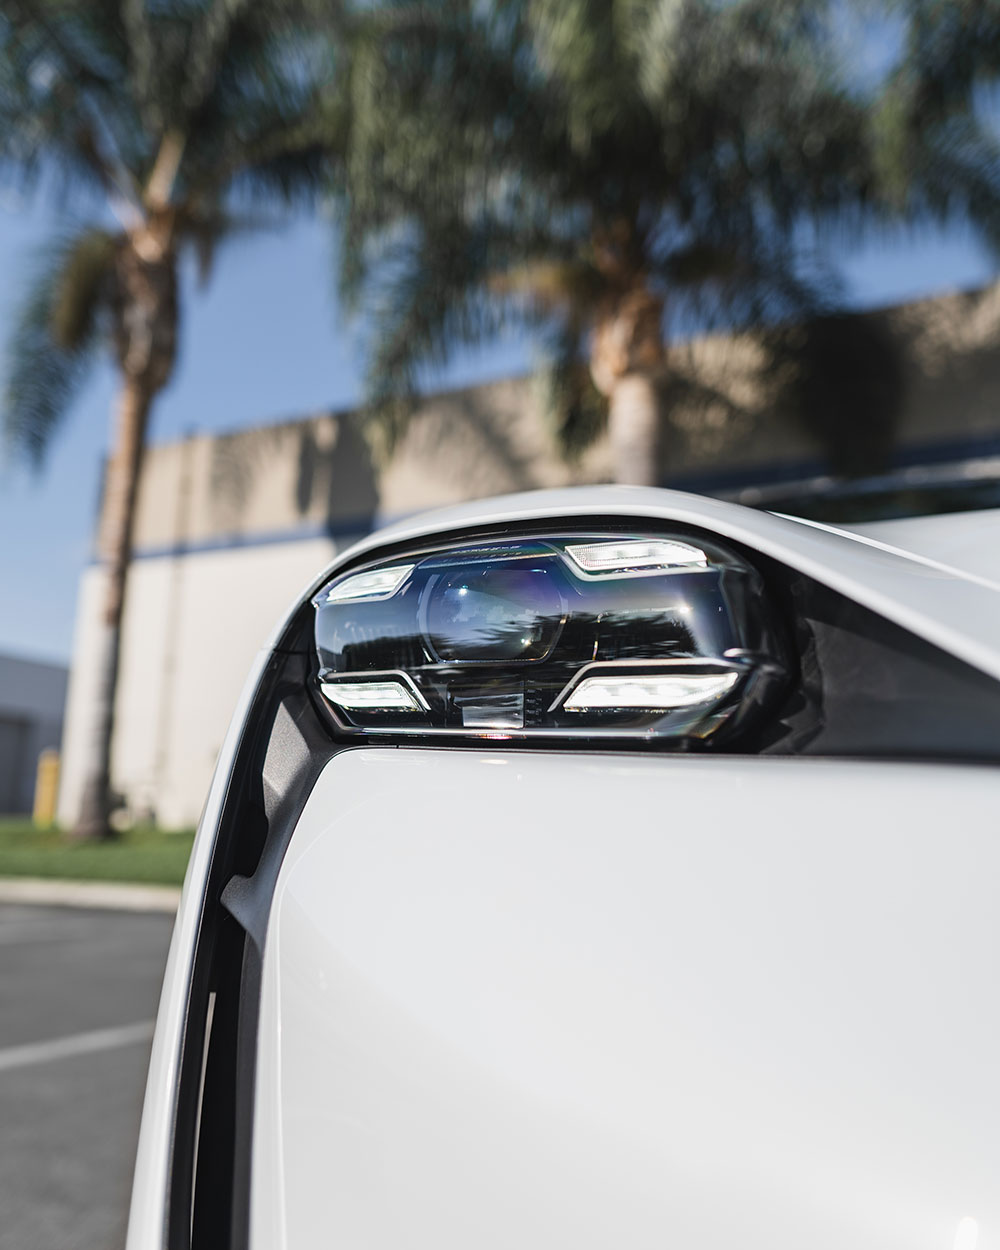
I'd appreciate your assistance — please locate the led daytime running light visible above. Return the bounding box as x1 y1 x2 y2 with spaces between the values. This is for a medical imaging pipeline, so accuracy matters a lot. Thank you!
320 679 425 711
564 539 707 576
323 564 414 604
561 671 739 711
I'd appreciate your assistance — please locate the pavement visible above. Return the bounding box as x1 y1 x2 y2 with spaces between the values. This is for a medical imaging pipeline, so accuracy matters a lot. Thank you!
0 902 175 1250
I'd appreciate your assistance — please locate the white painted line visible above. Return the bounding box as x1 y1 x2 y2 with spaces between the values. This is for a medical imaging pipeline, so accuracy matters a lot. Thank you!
0 878 180 913
0 1021 155 1074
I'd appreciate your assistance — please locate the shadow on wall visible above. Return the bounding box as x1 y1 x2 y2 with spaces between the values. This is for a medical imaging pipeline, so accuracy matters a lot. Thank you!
383 376 573 502
204 281 1000 533
655 309 908 482
203 380 556 548
208 413 379 539
294 416 379 533
400 386 544 493
763 311 907 477
657 368 763 475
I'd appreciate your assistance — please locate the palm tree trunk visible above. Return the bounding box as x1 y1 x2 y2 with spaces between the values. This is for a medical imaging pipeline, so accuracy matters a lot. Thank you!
589 286 666 486
72 376 153 840
607 370 661 486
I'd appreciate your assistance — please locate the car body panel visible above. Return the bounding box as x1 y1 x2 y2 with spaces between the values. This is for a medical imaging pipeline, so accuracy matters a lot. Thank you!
126 490 1000 1250
850 508 1000 586
251 748 1000 1250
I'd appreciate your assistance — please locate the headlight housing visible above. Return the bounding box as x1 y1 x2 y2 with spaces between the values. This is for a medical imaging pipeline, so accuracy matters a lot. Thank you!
312 529 789 745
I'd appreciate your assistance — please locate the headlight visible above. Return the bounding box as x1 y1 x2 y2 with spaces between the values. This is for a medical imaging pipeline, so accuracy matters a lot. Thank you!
312 530 789 744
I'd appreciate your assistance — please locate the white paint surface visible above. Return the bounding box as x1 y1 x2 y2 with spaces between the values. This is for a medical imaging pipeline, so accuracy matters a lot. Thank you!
253 748 1000 1250
851 508 1000 585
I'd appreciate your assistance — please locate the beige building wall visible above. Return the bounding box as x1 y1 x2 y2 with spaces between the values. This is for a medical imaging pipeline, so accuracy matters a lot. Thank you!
58 538 345 829
58 281 1000 828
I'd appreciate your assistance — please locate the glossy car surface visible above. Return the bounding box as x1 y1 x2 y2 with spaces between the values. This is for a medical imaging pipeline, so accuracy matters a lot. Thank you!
126 487 1000 1250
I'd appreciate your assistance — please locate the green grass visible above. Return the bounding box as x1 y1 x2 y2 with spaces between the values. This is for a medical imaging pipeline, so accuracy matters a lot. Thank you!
0 820 195 886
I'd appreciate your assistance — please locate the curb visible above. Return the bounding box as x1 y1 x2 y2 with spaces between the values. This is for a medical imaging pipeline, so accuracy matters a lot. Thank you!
0 877 181 913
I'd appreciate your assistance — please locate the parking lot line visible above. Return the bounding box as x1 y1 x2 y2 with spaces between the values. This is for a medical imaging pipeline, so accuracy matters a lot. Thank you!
0 1020 154 1074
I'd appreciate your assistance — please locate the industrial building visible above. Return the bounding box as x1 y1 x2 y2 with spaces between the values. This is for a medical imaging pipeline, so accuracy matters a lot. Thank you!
58 281 1000 828
0 652 67 815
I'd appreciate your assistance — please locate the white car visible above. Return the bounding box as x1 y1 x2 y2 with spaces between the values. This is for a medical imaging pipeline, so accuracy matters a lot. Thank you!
126 486 1000 1250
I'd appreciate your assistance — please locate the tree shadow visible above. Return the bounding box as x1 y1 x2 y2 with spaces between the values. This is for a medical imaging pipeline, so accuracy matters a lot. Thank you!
399 380 548 493
294 413 378 534
761 310 907 477
207 411 379 540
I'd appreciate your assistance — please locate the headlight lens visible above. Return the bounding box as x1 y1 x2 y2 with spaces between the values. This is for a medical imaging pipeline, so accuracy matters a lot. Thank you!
312 530 788 743
424 563 564 662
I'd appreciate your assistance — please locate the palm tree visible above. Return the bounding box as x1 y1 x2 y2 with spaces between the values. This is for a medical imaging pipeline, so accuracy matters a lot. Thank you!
338 0 893 484
872 0 1000 246
0 0 342 838
340 0 1000 484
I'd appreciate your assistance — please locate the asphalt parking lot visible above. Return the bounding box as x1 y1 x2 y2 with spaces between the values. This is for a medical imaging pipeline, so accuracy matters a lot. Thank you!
0 904 174 1250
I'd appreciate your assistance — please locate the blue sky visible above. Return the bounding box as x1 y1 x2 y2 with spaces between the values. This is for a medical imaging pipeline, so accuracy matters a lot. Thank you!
0 198 997 664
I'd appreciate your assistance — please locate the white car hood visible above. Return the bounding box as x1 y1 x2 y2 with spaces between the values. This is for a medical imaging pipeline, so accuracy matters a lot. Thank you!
848 507 1000 586
252 749 1000 1250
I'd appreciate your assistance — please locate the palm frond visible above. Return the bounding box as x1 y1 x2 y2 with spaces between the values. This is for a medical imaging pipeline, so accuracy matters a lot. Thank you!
182 0 257 117
901 114 1000 255
178 10 345 205
661 236 841 332
178 203 282 285
487 257 604 314
361 217 523 460
527 0 641 150
0 1 143 203
2 228 110 468
49 228 118 348
540 318 607 459
888 0 1000 127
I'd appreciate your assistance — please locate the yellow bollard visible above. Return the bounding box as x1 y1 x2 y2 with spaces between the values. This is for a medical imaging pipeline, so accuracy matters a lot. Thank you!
33 749 60 829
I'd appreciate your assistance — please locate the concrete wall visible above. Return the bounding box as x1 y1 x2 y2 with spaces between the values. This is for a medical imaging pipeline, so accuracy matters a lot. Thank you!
58 538 343 830
0 653 67 814
126 412 380 554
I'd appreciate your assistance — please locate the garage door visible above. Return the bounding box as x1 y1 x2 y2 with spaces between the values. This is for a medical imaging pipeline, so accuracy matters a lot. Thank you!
0 716 29 814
